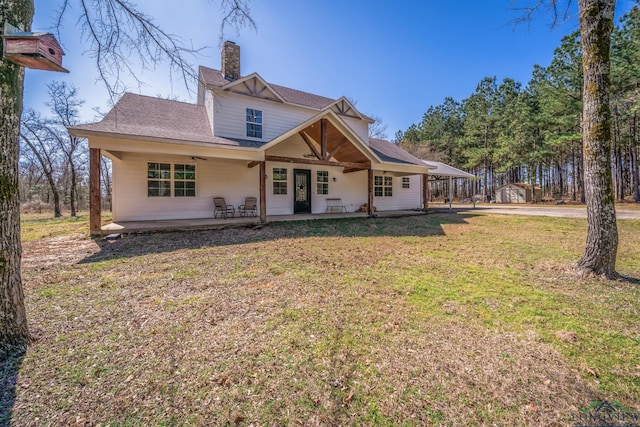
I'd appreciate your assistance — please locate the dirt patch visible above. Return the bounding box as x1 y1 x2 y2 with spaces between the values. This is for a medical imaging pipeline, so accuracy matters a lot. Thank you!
21 234 100 269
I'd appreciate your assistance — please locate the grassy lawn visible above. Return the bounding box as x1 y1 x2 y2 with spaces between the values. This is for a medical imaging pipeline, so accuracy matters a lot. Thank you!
3 211 640 425
20 211 111 242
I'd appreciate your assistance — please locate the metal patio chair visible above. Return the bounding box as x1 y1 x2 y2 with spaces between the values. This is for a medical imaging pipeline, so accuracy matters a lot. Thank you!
239 197 258 217
213 197 235 218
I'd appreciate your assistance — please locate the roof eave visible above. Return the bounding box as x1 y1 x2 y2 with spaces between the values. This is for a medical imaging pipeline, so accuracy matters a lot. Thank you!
372 161 432 174
67 127 261 152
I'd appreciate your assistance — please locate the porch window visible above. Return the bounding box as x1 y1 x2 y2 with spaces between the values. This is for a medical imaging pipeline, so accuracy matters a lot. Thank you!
246 108 262 138
273 168 287 195
317 170 328 195
402 177 410 189
374 175 393 197
174 164 196 197
148 162 171 197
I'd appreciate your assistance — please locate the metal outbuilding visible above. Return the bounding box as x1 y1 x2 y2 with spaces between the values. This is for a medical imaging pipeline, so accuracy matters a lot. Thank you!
495 183 542 203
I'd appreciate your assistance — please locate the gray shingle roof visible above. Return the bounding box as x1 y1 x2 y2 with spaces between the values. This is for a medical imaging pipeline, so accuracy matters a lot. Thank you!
269 83 335 109
368 138 425 166
200 66 337 110
68 93 263 147
70 75 423 169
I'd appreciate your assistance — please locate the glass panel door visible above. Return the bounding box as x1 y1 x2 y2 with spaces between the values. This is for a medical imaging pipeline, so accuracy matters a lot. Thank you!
294 169 311 214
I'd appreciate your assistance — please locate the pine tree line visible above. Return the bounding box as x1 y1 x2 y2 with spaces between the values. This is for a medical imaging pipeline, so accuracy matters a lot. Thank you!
397 6 640 203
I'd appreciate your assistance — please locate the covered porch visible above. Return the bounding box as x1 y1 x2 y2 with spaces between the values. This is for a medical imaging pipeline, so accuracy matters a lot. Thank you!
85 110 432 235
99 209 428 235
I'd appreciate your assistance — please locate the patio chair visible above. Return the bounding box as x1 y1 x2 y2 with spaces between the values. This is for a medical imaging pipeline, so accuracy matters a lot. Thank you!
213 197 235 218
239 197 258 217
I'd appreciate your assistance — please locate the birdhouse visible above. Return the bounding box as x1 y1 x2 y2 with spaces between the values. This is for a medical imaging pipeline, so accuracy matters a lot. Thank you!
1 23 68 73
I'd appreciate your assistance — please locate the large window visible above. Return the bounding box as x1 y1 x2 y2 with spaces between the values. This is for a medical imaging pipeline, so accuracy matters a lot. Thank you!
317 170 328 195
246 108 263 138
374 175 393 197
174 164 196 197
148 163 196 197
148 163 171 197
273 168 287 195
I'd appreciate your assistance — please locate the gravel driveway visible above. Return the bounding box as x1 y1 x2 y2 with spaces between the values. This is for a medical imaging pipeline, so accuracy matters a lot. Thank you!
431 204 640 220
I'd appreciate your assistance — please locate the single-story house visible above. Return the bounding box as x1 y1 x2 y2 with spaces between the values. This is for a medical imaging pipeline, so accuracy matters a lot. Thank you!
495 183 542 204
69 42 437 233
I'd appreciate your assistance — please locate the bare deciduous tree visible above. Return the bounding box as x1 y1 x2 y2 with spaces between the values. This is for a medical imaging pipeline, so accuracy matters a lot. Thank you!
55 0 256 98
1 0 255 353
368 115 389 140
45 82 86 217
20 110 64 217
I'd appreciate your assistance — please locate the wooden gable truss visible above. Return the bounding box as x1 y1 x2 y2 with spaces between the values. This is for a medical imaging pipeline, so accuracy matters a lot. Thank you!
223 74 284 103
263 118 370 172
326 97 371 122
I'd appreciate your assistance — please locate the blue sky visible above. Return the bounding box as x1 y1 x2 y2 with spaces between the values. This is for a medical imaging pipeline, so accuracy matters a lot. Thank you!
24 0 637 138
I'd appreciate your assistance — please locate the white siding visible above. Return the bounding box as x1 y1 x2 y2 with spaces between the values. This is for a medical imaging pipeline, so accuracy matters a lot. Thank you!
265 162 369 215
204 90 215 133
111 152 259 222
265 135 368 214
210 90 372 145
111 151 423 220
264 135 421 214
372 174 422 211
212 91 317 141
342 116 370 144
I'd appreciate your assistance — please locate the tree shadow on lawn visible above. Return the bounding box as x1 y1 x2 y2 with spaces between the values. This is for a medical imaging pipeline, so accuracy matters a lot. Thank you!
79 212 478 264
617 275 640 285
0 349 25 427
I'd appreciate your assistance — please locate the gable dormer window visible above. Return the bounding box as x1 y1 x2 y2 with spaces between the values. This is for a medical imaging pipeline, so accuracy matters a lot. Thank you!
246 108 262 138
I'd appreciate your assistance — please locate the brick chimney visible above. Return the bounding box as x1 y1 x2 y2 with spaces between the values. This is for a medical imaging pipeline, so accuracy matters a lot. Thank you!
222 41 240 81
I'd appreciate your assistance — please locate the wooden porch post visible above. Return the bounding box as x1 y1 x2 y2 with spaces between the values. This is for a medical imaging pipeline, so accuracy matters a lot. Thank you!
422 173 429 211
89 148 102 235
367 169 374 216
259 161 266 222
320 118 327 159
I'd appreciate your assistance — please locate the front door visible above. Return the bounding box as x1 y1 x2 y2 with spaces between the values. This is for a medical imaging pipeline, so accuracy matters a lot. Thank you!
294 169 311 214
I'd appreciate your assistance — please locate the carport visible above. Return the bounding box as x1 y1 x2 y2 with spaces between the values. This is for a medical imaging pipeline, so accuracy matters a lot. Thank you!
422 160 475 209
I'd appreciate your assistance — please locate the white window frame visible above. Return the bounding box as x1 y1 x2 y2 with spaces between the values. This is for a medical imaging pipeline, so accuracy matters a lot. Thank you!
174 164 196 197
147 163 196 197
317 170 329 195
273 168 287 195
374 175 393 197
246 108 263 138
148 163 171 197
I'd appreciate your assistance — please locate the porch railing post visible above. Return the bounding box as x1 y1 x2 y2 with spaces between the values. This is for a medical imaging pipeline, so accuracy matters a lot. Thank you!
422 173 429 211
89 148 102 235
260 161 266 222
367 169 374 216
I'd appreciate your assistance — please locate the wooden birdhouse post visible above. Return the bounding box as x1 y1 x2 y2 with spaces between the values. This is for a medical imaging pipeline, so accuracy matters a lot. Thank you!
1 23 68 73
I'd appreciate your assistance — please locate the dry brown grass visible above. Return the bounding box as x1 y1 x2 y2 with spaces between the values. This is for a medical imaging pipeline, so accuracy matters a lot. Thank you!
3 213 640 426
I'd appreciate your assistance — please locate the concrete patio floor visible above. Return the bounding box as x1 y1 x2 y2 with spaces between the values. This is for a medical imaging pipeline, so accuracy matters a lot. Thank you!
100 210 428 235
